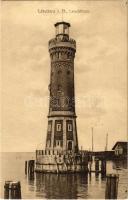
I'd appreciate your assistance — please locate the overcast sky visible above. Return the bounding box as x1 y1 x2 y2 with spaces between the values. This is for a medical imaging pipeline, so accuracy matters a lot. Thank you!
1 1 127 152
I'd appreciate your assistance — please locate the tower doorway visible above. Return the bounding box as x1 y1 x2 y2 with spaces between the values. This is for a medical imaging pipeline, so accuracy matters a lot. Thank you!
68 141 72 150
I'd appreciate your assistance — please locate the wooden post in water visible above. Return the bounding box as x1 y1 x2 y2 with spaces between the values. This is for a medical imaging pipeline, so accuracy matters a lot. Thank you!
105 174 119 199
28 160 35 176
88 161 92 173
4 181 21 199
25 161 27 175
101 160 106 175
95 159 99 172
4 181 12 199
88 154 92 173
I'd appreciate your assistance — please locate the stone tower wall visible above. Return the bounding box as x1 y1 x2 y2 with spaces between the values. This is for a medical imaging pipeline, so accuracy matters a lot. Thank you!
45 23 78 153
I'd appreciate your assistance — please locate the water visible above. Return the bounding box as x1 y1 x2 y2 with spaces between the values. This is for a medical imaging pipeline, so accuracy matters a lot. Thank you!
0 152 127 199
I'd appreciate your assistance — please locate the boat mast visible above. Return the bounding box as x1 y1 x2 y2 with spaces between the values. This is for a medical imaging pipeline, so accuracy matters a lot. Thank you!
92 127 94 152
105 133 108 151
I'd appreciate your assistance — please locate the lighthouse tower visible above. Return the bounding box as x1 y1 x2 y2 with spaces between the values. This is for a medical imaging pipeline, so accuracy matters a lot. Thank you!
35 22 88 173
46 22 78 153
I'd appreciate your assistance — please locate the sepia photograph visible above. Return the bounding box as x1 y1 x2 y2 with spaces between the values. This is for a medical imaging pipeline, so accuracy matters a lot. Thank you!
0 0 127 199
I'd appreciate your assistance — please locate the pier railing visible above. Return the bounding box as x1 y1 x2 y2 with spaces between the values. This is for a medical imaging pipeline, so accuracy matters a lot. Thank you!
36 149 88 157
48 38 76 50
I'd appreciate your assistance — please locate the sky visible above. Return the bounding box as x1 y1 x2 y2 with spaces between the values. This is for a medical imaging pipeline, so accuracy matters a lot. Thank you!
1 0 127 152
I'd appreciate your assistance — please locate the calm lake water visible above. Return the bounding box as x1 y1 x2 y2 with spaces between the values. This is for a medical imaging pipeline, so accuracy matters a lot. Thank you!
0 152 127 199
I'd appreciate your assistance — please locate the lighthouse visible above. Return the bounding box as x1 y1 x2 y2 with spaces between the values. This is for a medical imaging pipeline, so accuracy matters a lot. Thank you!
35 22 88 173
46 22 78 153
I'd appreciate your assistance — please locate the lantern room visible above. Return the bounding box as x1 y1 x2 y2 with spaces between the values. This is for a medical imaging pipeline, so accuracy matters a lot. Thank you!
54 22 70 40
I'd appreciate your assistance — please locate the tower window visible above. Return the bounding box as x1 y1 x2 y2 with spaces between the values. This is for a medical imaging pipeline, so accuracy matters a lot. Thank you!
68 141 72 150
58 85 62 91
55 120 63 134
58 70 62 74
68 124 72 131
55 140 62 147
56 124 62 131
59 52 61 59
67 70 70 75
66 120 73 140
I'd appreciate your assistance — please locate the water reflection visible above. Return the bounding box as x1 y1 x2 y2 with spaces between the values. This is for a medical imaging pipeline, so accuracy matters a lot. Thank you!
25 159 127 199
35 173 88 199
27 174 34 184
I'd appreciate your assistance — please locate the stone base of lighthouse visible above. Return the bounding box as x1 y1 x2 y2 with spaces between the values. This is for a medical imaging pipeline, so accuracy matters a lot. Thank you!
35 150 88 173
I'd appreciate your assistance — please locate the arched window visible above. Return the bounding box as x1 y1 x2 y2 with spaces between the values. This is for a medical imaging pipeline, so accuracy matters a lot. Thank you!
59 52 61 59
56 124 61 131
68 141 72 150
68 124 72 131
